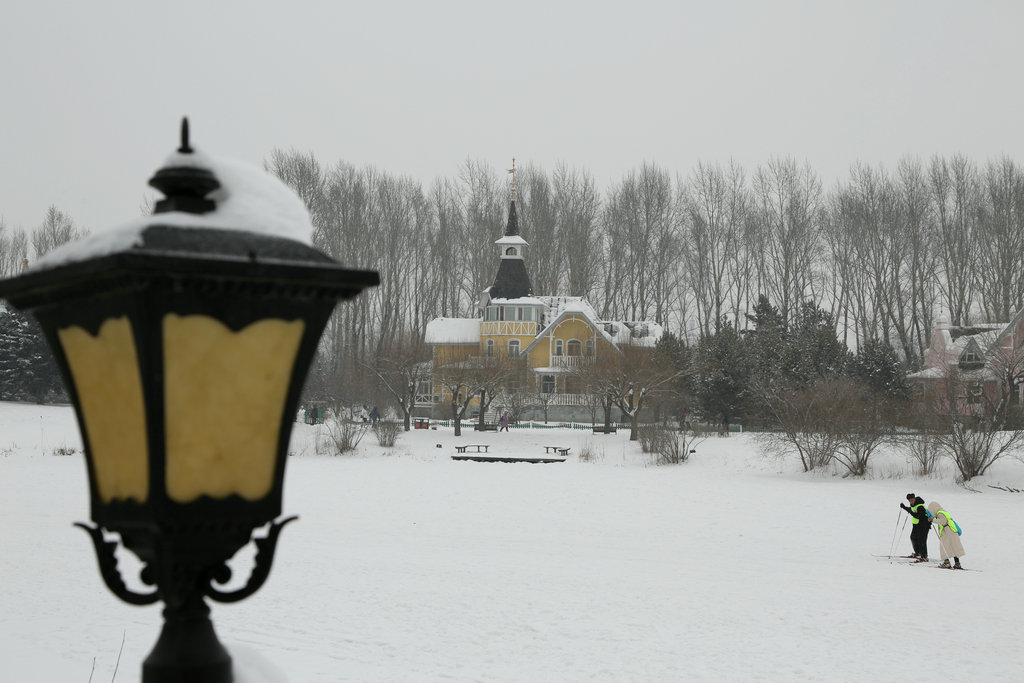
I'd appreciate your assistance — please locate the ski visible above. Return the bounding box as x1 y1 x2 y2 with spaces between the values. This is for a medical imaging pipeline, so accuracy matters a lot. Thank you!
871 554 918 559
931 565 981 572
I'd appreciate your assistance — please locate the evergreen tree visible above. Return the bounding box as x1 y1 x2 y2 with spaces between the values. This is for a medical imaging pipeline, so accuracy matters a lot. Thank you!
653 330 695 420
694 320 751 425
0 308 64 403
781 301 851 386
851 338 910 400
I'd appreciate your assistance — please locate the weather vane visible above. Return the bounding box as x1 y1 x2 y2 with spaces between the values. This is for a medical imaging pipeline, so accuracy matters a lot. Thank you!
508 157 516 202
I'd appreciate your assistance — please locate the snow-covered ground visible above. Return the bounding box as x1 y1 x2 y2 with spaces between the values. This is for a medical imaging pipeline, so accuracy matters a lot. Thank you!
2 401 1023 682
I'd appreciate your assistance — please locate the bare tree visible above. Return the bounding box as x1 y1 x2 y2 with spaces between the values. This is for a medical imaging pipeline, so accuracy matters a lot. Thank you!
31 206 87 257
0 219 29 276
554 163 601 300
680 161 747 337
365 338 432 431
976 157 1024 322
929 155 980 326
751 158 824 328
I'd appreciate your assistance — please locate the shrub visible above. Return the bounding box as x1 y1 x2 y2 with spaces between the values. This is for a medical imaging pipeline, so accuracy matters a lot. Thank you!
900 432 942 476
372 420 402 448
578 442 602 463
639 425 673 454
323 417 367 455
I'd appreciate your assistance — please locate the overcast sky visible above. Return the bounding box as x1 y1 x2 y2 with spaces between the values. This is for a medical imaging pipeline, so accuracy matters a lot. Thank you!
2 1 1022 236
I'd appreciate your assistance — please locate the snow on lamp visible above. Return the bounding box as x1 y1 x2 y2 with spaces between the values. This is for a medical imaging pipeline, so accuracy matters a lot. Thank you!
0 119 379 683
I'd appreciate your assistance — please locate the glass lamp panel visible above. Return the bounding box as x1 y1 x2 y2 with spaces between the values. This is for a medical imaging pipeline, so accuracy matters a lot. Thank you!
58 317 149 503
163 314 304 503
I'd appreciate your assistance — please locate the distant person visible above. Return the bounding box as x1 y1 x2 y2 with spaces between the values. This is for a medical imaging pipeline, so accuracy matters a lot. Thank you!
359 406 369 423
369 406 379 423
899 493 931 562
926 501 965 569
500 410 510 432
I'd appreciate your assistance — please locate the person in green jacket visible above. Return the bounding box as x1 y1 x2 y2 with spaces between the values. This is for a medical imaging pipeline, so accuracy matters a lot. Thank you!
899 493 931 562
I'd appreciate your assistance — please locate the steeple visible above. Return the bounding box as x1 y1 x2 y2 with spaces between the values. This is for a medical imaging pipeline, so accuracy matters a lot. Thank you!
487 158 532 300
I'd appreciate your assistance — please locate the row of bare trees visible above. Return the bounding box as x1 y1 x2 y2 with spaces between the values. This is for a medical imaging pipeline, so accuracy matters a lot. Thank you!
0 206 89 277
267 151 1024 391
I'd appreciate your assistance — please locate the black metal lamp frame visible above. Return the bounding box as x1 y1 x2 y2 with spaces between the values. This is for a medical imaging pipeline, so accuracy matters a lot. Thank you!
0 125 379 683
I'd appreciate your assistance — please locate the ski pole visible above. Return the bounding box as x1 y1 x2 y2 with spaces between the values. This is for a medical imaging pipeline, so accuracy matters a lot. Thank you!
889 509 907 557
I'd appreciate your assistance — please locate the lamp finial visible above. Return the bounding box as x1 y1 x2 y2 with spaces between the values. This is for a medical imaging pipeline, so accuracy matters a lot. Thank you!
179 117 193 154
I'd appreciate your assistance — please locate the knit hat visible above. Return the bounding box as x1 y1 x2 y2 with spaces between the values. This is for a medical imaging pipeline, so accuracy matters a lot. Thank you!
906 493 916 501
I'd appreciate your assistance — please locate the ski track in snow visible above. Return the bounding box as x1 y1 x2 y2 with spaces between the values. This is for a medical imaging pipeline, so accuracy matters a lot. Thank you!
2 403 1023 681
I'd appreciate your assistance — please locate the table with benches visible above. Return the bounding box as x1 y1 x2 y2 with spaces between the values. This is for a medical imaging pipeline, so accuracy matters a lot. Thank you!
455 444 490 454
543 446 571 456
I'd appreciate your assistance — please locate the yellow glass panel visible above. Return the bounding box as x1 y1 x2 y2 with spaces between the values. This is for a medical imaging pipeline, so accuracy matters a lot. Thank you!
163 314 304 503
58 318 149 503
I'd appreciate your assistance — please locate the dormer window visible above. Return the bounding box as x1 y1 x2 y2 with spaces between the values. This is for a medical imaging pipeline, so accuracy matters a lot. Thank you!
505 247 518 256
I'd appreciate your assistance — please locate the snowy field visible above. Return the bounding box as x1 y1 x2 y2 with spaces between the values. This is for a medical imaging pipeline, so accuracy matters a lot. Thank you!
2 401 1024 682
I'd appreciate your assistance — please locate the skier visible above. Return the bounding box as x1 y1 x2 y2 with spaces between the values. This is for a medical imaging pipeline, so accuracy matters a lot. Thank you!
926 501 965 569
899 493 931 562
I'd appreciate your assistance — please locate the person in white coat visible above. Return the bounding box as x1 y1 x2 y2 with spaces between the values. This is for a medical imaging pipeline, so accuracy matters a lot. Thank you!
927 501 965 569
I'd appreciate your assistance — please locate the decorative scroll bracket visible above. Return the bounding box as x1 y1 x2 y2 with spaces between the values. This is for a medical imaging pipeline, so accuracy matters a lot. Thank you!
74 522 160 606
206 515 298 603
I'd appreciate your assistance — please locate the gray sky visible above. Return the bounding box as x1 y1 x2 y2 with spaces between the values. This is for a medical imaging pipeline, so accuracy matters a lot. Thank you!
2 0 1022 236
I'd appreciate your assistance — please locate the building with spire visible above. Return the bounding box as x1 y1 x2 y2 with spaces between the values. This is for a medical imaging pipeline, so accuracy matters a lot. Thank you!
421 161 663 421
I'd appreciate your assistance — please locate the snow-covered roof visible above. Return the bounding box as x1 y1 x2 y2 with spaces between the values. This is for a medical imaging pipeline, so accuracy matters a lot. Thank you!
537 296 600 323
34 150 314 270
489 297 545 306
495 236 528 246
424 317 481 344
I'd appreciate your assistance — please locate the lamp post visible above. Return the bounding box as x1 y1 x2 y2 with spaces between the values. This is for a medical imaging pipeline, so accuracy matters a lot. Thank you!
0 120 379 682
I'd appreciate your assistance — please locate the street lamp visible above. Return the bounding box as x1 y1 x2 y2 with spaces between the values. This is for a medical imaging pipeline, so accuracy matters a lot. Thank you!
0 120 379 682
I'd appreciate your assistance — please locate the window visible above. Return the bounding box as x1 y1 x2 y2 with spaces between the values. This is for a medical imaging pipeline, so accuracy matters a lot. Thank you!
519 307 533 321
567 339 582 356
486 339 494 357
486 307 498 321
542 375 555 394
554 339 564 356
505 247 518 256
508 339 520 357
585 339 594 356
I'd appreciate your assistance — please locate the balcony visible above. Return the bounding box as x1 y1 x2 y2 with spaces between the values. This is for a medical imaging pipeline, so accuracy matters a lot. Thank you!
549 355 594 369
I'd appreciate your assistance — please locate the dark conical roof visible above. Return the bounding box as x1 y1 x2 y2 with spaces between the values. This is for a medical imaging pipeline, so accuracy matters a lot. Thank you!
504 200 519 236
489 200 531 299
490 259 533 300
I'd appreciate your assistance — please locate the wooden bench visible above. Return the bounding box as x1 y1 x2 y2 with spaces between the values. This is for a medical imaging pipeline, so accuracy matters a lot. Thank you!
452 454 566 464
455 444 490 454
473 423 499 432
592 425 617 433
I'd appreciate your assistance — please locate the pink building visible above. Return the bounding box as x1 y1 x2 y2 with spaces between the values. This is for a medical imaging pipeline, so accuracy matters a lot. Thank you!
908 312 1024 414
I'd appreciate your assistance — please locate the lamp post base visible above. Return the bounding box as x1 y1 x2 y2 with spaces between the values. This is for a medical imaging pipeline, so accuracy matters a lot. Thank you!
143 601 232 683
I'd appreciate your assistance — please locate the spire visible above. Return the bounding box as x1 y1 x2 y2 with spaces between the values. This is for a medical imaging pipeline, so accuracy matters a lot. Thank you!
508 157 517 202
504 158 519 236
489 157 531 299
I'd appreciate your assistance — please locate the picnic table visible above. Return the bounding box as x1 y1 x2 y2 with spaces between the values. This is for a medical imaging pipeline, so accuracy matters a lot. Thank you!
455 444 490 454
543 446 571 456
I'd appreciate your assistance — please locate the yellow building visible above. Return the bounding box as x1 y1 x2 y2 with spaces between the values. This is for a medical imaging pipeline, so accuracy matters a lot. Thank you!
421 189 662 421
